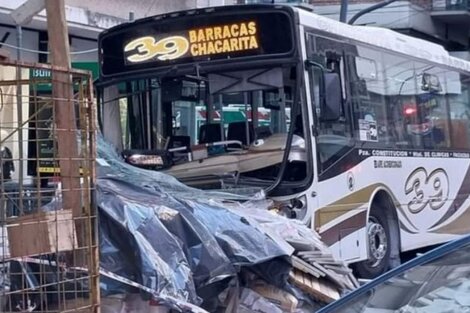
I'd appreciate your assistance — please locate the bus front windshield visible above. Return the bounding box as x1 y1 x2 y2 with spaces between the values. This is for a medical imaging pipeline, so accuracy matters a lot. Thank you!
100 65 308 190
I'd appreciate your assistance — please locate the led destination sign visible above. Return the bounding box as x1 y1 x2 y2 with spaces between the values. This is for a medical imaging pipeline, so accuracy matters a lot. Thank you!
124 21 259 63
99 9 295 77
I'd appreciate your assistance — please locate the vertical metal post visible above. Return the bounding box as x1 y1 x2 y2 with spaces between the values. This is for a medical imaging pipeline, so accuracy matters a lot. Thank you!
244 92 249 145
206 86 212 125
279 87 287 133
16 25 24 214
151 80 159 149
218 94 225 141
340 0 349 22
253 91 260 128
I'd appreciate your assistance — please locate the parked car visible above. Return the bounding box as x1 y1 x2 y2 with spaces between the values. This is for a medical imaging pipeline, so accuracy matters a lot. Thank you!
318 234 470 313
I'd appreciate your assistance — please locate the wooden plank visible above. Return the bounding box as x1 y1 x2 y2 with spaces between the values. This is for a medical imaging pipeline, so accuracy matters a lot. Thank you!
300 256 337 263
289 270 340 303
323 264 353 275
309 262 352 290
349 272 361 288
314 259 347 266
11 0 45 25
297 251 331 258
45 0 84 253
323 268 353 290
292 256 324 278
286 239 317 251
317 277 340 302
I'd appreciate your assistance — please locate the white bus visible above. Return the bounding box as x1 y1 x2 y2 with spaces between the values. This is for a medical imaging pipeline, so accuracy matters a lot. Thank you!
97 4 470 278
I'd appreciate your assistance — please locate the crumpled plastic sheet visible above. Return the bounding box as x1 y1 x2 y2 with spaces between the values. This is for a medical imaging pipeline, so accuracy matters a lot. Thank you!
10 135 295 312
223 200 329 252
97 177 292 306
98 177 237 303
182 199 292 288
97 178 199 304
238 288 283 313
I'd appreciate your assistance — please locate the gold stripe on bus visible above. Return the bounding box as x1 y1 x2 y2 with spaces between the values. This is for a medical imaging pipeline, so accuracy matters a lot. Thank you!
315 184 381 229
434 204 470 234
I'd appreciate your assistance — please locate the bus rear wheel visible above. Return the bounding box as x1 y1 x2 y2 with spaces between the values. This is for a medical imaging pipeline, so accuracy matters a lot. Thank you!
353 208 392 279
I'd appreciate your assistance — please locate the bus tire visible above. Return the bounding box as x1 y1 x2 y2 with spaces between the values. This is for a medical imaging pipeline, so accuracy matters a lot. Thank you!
353 205 393 279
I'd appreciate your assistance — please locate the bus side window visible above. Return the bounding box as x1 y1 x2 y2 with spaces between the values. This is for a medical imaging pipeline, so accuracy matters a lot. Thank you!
445 71 470 150
348 47 394 147
347 47 452 150
381 53 421 149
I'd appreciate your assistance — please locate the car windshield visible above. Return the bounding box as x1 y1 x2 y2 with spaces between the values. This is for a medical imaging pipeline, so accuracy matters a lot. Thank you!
327 240 470 313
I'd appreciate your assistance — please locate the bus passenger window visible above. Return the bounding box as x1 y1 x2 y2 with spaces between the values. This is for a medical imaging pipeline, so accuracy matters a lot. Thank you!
409 64 450 149
380 54 452 149
445 71 470 150
348 50 391 147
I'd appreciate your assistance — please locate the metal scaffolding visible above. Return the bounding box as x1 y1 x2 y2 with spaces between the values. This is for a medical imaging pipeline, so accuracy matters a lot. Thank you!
0 59 99 313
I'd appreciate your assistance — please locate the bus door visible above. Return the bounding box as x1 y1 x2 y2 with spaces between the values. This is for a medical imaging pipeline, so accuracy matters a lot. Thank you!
306 34 362 262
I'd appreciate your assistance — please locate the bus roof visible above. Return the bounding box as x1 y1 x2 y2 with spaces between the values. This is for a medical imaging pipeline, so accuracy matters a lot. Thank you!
294 6 470 73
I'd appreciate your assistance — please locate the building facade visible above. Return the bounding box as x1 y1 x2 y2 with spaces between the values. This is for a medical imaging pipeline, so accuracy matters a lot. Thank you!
0 0 228 64
310 0 470 59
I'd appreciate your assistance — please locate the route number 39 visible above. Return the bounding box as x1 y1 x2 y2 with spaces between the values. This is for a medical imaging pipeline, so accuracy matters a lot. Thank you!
124 36 189 63
404 167 449 214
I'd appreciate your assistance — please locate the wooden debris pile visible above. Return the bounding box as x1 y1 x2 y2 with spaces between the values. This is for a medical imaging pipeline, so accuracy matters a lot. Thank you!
288 238 359 303
225 201 360 309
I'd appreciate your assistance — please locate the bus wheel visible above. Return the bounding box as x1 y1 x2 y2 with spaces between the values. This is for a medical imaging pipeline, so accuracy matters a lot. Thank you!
353 208 392 279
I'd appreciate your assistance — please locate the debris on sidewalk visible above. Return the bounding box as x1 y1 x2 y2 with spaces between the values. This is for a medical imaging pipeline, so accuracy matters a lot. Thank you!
0 136 359 313
223 200 358 307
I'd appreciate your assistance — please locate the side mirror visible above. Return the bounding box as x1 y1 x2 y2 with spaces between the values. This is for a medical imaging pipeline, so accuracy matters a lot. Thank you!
421 73 442 93
306 60 342 122
321 72 342 121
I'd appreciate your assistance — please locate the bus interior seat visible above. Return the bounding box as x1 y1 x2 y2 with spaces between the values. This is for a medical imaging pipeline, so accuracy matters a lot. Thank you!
198 123 222 144
227 121 254 146
255 126 272 139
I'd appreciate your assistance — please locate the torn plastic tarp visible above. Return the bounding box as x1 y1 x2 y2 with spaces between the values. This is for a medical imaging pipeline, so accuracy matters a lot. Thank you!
223 200 329 253
97 177 235 303
180 199 292 287
97 178 199 304
97 177 292 303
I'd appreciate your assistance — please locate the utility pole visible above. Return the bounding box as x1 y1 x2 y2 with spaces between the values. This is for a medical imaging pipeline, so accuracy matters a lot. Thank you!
45 0 83 241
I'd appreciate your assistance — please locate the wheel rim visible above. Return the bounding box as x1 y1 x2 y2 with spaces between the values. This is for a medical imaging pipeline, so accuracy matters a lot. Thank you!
367 216 388 268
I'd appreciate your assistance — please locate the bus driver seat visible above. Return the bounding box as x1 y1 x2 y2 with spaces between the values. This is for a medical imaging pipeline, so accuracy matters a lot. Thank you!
198 123 222 144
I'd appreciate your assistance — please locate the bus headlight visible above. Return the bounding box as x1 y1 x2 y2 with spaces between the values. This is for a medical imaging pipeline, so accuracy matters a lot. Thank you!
291 195 308 220
273 195 307 220
127 154 164 166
